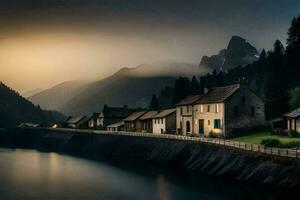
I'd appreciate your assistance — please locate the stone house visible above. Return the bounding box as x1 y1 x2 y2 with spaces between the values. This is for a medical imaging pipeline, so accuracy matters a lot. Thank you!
283 108 300 133
139 111 159 133
124 111 147 132
98 105 133 128
176 84 265 137
152 108 176 134
107 121 125 132
175 95 201 135
65 116 89 129
88 113 100 129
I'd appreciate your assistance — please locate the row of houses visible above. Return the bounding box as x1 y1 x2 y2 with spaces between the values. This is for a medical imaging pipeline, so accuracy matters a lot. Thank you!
63 84 268 137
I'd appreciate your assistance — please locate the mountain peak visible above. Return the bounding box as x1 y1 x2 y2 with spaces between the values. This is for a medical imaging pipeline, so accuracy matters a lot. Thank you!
200 36 258 71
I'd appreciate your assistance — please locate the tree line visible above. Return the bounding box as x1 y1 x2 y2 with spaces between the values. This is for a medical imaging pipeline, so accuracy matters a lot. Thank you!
150 15 300 119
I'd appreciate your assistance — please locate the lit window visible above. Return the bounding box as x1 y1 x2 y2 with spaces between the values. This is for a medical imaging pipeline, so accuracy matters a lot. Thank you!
215 104 219 113
200 105 204 113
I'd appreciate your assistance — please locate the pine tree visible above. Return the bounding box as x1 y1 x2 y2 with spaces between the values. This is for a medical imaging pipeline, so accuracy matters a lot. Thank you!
149 94 159 110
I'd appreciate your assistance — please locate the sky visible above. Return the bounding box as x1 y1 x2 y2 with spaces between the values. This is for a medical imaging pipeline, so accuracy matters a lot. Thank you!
0 0 299 92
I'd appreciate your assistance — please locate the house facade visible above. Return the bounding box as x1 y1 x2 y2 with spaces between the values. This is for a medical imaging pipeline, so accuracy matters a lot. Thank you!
124 111 147 132
88 113 100 129
107 121 125 132
175 95 201 135
283 108 300 133
152 109 176 134
139 111 159 133
177 84 265 137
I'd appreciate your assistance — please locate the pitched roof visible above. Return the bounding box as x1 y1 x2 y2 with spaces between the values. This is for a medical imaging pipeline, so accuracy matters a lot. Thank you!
123 111 147 121
99 107 132 118
153 108 176 118
107 121 125 128
67 116 88 124
283 108 300 118
176 95 202 106
139 111 159 120
195 84 240 104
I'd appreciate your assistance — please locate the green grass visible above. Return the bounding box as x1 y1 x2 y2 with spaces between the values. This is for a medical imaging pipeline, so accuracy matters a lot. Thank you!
232 131 300 145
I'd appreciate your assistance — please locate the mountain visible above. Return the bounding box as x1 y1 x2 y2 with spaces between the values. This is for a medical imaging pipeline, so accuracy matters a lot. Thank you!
200 36 259 71
0 82 65 127
30 61 206 115
22 88 44 98
29 81 90 111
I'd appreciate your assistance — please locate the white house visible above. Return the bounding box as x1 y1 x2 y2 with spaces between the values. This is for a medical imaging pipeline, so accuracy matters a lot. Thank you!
152 109 176 134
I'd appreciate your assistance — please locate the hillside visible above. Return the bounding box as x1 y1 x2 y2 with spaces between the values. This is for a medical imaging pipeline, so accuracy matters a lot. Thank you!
29 80 90 111
0 82 65 127
30 61 205 115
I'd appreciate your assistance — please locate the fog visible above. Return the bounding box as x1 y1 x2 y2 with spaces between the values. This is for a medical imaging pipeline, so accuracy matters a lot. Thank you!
0 0 299 92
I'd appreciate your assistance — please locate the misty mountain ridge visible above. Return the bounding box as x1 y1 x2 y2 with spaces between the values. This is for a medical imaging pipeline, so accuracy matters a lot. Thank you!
29 35 257 115
115 61 207 78
29 60 204 115
200 36 259 71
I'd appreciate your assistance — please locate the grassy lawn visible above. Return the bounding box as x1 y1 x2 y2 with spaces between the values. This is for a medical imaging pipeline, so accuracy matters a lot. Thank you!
232 131 300 145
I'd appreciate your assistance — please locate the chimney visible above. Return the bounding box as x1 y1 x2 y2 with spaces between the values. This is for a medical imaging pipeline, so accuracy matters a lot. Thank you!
204 88 209 94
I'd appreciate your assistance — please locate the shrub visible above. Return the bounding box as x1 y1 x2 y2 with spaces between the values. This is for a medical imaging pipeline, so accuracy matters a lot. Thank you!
208 131 220 138
281 141 300 149
261 139 281 147
287 130 300 138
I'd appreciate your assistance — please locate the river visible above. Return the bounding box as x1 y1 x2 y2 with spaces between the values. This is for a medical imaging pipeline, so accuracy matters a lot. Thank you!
0 148 291 200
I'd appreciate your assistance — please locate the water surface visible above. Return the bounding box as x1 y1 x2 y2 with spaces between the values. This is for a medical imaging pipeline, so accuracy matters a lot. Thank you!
0 148 291 200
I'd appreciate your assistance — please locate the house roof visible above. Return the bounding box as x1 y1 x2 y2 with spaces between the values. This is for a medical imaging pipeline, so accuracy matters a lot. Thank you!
67 116 88 124
139 111 159 120
99 106 132 118
153 108 176 118
123 111 147 121
176 95 202 106
195 84 240 104
283 108 300 119
107 121 125 128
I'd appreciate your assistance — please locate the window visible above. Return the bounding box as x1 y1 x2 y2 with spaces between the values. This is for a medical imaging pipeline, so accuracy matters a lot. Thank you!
251 106 255 116
208 120 210 126
161 118 163 124
200 105 204 113
242 97 246 103
214 119 221 129
207 105 210 112
215 104 219 113
187 106 189 113
158 118 160 124
180 107 183 115
186 121 191 133
234 106 238 116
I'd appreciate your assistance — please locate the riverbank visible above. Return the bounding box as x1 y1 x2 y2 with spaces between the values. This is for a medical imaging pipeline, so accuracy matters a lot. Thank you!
1 128 300 190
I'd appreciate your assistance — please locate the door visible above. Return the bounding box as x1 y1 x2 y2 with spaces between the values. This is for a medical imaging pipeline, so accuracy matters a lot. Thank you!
199 119 204 134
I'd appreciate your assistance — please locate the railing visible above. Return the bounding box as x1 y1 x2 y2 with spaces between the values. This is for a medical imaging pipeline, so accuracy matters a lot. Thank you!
36 128 300 159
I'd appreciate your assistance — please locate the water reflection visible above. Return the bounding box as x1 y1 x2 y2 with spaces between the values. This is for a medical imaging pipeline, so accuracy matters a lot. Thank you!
0 148 294 200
